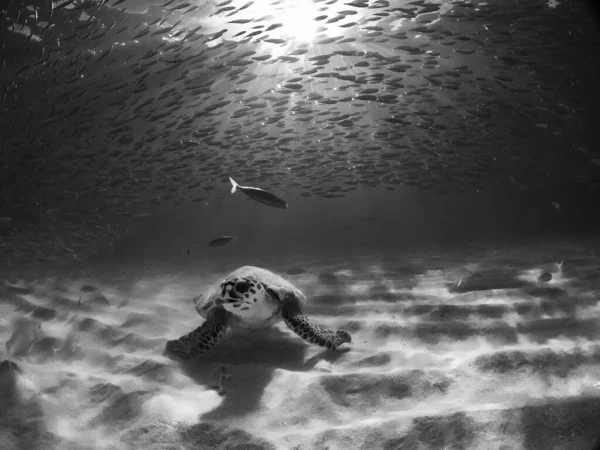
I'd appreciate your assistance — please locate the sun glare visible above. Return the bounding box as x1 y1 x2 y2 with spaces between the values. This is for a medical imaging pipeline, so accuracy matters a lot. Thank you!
275 1 320 43
207 0 322 47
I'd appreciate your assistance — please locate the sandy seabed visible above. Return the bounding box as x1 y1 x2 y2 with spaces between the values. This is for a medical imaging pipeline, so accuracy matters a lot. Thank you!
2 238 600 450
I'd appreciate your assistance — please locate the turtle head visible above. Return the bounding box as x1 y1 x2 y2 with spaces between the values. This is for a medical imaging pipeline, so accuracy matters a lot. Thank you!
218 276 282 324
220 276 260 300
219 276 271 309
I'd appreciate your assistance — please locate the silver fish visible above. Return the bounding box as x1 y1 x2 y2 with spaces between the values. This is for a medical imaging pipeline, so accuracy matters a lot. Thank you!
229 177 288 209
537 272 552 285
208 236 236 247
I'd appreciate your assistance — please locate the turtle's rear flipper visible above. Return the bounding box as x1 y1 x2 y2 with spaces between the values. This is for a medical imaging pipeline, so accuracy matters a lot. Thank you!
283 312 351 350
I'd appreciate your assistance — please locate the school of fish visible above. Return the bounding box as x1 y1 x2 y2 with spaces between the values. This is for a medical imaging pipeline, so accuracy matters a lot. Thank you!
1 0 600 268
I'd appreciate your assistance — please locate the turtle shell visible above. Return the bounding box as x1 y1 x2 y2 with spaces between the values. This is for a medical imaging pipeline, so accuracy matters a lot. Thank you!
193 266 306 329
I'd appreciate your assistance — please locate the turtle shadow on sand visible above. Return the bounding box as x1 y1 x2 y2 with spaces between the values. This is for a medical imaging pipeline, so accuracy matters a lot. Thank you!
171 326 342 421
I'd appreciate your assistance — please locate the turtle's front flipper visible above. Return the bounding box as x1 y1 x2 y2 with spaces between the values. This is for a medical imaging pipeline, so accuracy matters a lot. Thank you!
284 313 351 349
165 323 227 360
165 307 230 360
281 295 351 350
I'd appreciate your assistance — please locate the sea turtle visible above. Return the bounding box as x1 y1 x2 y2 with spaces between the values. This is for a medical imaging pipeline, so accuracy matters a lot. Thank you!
165 266 352 360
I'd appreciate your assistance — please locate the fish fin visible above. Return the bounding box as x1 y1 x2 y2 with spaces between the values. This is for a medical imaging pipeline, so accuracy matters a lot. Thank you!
229 177 238 194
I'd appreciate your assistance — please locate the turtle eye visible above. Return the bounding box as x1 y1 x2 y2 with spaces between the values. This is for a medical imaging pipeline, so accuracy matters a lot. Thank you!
235 279 250 293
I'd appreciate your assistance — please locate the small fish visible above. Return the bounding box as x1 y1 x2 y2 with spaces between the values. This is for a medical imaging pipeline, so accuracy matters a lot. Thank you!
208 236 236 247
318 272 339 285
229 177 288 209
537 271 552 284
552 201 563 213
133 213 150 221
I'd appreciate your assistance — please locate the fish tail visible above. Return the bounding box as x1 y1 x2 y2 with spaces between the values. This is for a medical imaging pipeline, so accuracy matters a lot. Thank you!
229 177 238 194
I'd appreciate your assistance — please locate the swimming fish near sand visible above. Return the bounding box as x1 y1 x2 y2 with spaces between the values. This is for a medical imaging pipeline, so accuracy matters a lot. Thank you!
229 177 288 209
537 271 552 285
208 236 236 247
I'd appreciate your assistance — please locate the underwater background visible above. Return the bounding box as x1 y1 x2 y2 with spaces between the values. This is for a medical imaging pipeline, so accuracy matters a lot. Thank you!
1 0 600 448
